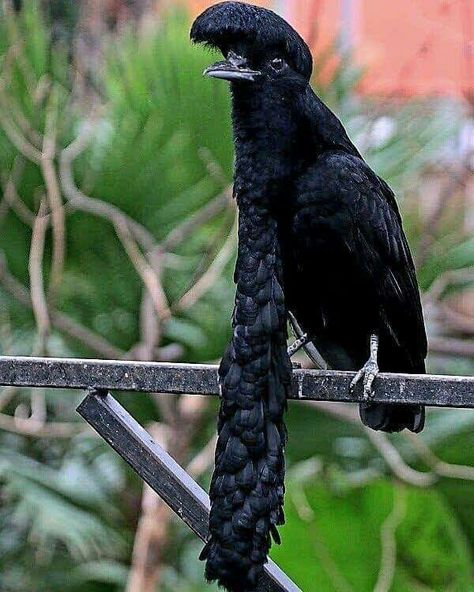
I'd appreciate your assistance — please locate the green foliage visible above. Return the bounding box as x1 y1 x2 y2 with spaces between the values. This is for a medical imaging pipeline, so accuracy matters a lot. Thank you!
0 443 130 591
418 236 474 291
0 0 70 286
272 478 473 591
0 6 235 360
62 14 236 359
397 486 472 588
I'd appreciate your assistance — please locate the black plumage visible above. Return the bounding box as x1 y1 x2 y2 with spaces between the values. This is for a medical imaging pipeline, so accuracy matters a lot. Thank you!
191 3 427 590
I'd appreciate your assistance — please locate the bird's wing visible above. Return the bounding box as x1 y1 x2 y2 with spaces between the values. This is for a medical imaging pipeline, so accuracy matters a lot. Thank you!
297 151 427 370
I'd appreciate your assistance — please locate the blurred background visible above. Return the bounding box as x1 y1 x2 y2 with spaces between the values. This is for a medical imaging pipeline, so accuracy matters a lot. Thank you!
0 0 473 590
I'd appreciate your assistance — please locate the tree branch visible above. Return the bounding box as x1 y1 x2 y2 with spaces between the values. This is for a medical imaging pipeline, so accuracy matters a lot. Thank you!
28 201 50 353
59 124 157 253
41 93 65 302
373 484 407 592
160 188 233 253
429 336 474 359
174 216 237 311
126 424 172 592
0 156 35 226
308 401 436 487
115 219 171 322
405 432 474 481
0 108 42 163
0 410 88 437
0 252 125 359
364 428 436 487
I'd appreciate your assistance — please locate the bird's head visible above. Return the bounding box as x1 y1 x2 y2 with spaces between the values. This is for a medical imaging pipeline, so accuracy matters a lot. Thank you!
190 2 313 87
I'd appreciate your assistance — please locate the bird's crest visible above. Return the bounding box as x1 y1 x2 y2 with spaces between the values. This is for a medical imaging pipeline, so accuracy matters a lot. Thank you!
190 1 313 80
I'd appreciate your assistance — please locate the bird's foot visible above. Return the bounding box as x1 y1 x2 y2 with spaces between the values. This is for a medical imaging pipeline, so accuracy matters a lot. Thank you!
350 358 379 400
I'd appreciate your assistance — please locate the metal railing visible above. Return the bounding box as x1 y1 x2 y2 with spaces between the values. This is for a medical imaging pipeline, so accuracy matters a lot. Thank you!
1 355 473 592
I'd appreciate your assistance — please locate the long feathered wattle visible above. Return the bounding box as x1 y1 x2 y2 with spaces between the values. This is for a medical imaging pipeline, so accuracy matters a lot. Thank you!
200 194 292 591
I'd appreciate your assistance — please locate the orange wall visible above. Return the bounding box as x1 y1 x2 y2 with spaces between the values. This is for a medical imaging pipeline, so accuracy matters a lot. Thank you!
356 0 473 97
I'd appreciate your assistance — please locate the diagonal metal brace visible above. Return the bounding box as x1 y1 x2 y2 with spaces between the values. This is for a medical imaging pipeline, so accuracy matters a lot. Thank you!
77 390 301 592
288 312 328 370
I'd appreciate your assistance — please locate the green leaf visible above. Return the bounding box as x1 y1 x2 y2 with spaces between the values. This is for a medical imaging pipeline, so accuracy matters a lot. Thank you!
271 478 473 591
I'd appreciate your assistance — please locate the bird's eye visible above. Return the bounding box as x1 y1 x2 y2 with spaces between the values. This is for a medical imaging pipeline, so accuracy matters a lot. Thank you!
270 58 285 72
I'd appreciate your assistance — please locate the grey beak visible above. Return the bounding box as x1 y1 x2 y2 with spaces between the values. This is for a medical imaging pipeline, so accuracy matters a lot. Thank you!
203 59 261 82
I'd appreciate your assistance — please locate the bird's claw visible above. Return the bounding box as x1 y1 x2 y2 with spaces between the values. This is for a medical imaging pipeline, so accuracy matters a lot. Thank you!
350 359 379 400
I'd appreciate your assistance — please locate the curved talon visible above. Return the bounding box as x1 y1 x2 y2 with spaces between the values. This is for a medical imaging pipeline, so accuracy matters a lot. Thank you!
350 368 364 392
350 359 379 399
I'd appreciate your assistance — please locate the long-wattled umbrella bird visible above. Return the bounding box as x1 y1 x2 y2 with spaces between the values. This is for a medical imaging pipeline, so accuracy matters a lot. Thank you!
190 3 427 590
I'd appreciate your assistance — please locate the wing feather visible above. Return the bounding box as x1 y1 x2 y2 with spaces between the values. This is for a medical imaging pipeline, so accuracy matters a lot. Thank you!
296 151 427 369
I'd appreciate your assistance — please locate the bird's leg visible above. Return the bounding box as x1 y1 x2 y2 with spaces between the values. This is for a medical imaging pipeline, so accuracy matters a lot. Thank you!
350 334 379 399
287 332 309 357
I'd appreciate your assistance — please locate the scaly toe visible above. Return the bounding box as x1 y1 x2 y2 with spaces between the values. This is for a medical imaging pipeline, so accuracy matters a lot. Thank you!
362 365 379 399
351 361 379 398
363 380 374 400
350 369 364 393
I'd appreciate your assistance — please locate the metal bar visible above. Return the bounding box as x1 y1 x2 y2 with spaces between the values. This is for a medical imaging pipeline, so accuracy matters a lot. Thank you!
77 390 301 592
0 356 218 395
1 355 473 407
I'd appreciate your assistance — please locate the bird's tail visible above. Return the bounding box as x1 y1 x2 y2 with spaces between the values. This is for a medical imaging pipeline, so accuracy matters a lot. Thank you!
201 212 292 591
359 402 425 433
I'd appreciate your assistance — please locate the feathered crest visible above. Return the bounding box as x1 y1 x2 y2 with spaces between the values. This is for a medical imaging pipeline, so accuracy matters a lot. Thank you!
190 2 313 80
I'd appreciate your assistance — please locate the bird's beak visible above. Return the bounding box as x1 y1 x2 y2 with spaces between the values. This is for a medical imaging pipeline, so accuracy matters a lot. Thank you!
203 59 261 82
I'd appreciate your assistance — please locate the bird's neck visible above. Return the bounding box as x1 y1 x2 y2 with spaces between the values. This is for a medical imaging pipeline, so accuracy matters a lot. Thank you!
230 85 307 208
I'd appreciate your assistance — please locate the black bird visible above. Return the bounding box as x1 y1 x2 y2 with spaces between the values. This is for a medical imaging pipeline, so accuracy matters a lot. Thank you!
191 3 427 590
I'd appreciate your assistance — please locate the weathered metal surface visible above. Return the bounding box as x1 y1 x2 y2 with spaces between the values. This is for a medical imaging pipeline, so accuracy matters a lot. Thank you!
1 355 473 407
0 356 219 394
292 369 474 408
78 390 301 592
